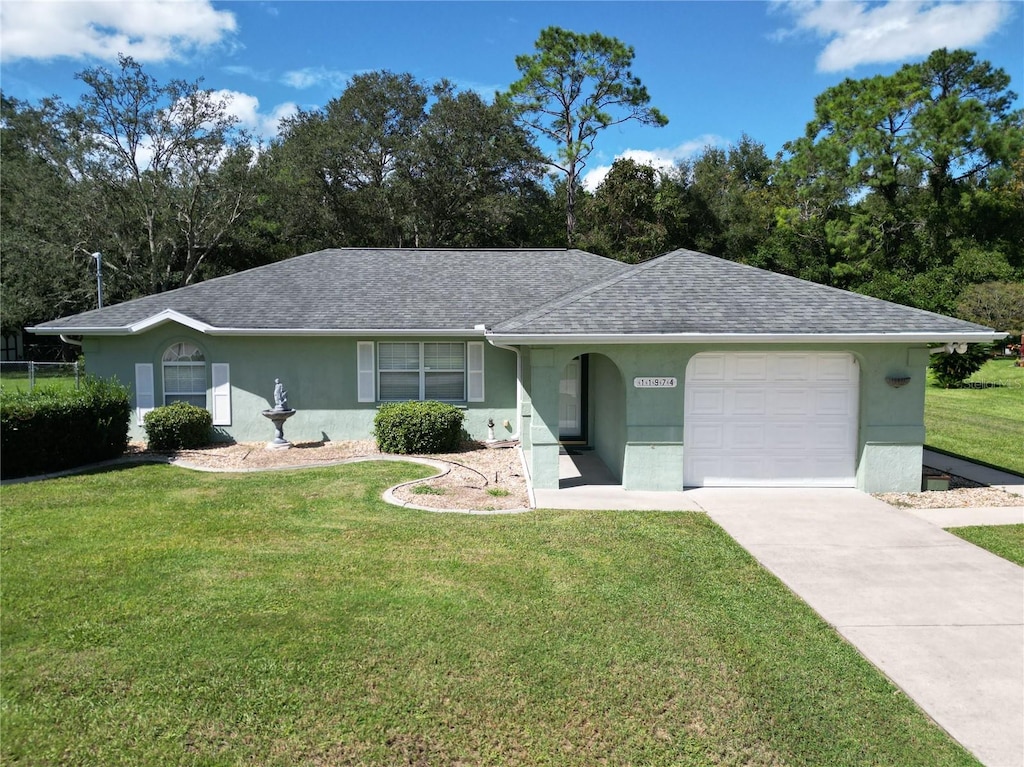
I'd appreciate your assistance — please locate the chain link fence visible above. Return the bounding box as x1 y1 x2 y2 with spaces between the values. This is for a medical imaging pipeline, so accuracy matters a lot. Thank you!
0 361 82 392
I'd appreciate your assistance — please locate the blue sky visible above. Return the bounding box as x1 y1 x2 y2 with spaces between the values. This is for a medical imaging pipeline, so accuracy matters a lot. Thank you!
2 1 1021 189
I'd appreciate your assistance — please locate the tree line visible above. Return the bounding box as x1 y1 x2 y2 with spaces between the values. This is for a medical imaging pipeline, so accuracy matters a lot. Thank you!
2 29 1022 342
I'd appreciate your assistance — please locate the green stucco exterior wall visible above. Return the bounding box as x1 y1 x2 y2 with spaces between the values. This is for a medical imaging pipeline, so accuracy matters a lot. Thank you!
83 327 518 446
82 325 931 493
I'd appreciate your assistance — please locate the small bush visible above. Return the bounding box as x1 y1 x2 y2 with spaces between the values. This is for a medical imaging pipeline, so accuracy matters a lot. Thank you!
144 402 213 450
373 401 465 454
929 343 991 388
0 376 131 479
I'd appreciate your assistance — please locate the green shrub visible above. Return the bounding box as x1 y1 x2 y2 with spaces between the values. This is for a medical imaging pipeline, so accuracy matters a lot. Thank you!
929 343 991 388
0 376 131 479
143 402 213 450
373 401 465 454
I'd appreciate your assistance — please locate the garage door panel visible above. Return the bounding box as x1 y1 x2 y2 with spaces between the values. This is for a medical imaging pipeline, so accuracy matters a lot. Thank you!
816 388 855 415
690 388 725 415
732 389 766 416
772 388 811 415
774 354 815 380
732 354 768 380
730 422 766 449
773 423 806 450
818 353 857 381
815 422 853 450
684 352 858 488
772 456 808 478
689 354 726 381
689 424 724 449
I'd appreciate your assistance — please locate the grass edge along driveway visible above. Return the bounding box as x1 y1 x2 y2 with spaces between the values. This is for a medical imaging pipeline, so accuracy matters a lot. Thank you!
1 462 981 766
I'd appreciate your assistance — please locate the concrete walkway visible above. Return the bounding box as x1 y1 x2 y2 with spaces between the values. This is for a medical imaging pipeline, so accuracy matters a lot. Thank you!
691 488 1024 767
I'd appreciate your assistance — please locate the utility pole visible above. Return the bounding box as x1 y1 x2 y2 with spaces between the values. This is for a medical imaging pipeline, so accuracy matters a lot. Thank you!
91 252 103 309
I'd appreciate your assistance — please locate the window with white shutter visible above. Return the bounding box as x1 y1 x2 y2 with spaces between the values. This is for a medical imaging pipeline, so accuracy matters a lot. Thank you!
135 363 154 425
357 341 376 402
211 363 231 426
467 342 484 402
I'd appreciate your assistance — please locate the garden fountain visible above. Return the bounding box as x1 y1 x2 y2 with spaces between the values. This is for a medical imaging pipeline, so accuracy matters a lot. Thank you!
261 378 296 449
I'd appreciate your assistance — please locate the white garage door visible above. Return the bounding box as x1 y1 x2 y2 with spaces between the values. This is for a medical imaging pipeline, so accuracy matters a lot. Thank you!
684 352 859 487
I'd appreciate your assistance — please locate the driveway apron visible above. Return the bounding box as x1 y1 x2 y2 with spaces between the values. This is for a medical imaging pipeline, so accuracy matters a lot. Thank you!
689 488 1024 767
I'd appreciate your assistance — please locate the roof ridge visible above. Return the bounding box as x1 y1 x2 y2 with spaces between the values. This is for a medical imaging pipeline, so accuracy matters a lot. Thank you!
703 251 993 325
494 249 685 330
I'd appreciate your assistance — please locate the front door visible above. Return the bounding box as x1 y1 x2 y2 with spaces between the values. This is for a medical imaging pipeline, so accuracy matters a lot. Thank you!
559 357 582 439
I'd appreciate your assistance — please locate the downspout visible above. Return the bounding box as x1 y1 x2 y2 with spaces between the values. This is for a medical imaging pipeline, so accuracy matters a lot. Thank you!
483 328 535 508
60 334 83 347
479 325 522 441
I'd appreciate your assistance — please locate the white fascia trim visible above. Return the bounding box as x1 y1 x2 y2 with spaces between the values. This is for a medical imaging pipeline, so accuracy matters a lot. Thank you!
31 321 488 338
209 327 486 337
29 309 214 336
485 331 1005 345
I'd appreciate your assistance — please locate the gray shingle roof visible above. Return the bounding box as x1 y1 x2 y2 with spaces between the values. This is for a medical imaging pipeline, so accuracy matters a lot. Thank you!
33 247 997 339
492 249 998 337
33 248 630 332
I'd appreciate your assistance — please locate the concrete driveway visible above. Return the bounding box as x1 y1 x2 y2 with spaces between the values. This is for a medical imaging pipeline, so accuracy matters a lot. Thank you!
689 488 1024 767
536 451 1024 764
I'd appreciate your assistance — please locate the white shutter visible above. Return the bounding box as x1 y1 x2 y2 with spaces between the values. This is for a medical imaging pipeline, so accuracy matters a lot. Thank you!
467 341 485 402
357 341 375 402
211 363 231 426
135 363 155 425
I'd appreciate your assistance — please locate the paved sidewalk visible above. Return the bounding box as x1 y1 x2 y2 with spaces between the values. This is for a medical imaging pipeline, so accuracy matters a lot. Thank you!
690 488 1024 767
906 506 1024 527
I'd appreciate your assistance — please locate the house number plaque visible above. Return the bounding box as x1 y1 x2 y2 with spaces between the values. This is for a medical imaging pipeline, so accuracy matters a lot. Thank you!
633 377 677 389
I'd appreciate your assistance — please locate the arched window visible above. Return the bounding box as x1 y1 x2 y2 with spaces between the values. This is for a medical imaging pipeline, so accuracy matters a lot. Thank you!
162 342 206 407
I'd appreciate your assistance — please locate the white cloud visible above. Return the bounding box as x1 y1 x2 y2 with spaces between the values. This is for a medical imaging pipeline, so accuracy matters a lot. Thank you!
282 66 350 91
0 0 236 63
581 136 726 192
773 0 1013 72
210 89 297 140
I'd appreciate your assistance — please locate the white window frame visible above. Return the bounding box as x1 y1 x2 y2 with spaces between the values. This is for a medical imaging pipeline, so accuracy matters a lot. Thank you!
376 341 475 402
162 342 207 407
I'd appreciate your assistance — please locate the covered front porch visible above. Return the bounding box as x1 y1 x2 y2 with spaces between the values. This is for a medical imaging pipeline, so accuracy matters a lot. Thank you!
530 448 703 510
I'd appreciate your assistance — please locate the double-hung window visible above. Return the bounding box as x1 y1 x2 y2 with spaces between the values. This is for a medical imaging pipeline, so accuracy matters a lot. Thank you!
378 342 467 401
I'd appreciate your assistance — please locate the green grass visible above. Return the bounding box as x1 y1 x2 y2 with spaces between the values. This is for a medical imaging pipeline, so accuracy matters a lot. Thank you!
1 462 980 766
411 483 445 495
0 373 80 393
925 358 1024 475
949 524 1024 567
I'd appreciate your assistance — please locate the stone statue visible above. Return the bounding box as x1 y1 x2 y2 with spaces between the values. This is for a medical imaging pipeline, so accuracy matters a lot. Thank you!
273 378 288 411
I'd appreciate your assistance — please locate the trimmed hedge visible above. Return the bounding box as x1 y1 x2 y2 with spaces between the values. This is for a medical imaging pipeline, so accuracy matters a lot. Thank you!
373 401 465 454
0 377 131 479
143 402 213 450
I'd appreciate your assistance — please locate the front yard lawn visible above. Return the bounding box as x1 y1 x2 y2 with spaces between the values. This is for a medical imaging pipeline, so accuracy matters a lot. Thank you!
925 358 1024 475
1 462 980 766
949 524 1024 567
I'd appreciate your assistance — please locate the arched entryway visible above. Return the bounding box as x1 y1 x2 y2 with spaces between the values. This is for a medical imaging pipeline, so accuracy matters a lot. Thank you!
558 353 627 487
